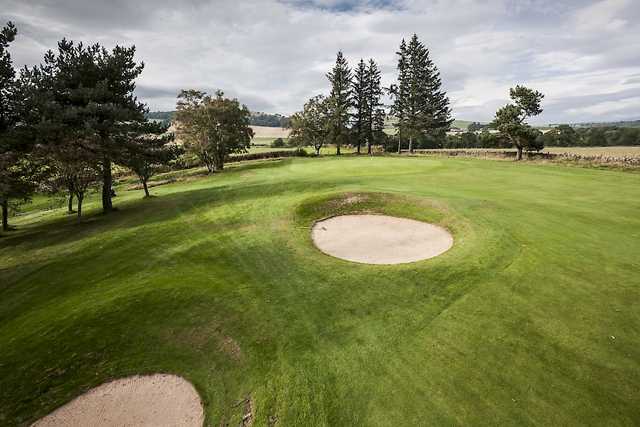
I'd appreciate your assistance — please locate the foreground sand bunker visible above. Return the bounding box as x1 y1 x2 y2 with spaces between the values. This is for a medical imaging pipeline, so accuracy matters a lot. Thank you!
32 374 203 427
312 214 453 264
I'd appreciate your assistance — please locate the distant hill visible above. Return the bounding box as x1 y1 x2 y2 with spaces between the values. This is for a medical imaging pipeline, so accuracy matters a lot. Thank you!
452 120 474 130
146 110 290 128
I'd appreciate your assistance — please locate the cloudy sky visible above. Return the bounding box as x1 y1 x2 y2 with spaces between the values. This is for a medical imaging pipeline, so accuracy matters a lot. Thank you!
3 0 640 123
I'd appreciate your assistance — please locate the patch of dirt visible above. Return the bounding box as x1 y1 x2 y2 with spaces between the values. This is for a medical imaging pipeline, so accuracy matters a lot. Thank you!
322 192 370 211
163 325 243 362
32 374 204 427
341 194 366 205
219 336 243 362
311 214 453 265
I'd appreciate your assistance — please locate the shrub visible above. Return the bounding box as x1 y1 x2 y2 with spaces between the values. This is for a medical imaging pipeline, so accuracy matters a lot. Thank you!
271 138 285 148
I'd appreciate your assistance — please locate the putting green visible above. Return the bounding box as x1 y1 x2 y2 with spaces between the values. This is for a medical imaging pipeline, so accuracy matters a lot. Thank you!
1 156 639 426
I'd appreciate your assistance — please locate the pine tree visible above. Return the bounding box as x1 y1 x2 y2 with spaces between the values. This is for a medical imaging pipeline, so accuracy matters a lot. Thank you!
392 34 452 153
351 59 368 154
493 85 544 160
390 39 409 153
41 40 151 213
0 21 18 231
326 51 352 155
365 59 384 154
120 121 180 197
0 22 46 231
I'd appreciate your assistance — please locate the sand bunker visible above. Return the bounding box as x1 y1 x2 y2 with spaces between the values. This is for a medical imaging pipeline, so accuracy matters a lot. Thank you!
32 374 204 427
311 214 453 264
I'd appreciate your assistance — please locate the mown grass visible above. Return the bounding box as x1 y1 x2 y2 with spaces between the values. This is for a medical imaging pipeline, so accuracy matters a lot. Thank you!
1 156 639 426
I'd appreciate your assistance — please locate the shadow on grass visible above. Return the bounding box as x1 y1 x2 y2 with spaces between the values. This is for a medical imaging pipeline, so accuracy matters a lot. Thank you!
0 159 306 250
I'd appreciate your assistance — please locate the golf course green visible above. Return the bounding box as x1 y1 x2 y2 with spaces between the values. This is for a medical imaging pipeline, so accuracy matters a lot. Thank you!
1 156 639 426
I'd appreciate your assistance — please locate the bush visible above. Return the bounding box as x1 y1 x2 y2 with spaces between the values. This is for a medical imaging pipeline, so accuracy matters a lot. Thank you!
270 138 286 148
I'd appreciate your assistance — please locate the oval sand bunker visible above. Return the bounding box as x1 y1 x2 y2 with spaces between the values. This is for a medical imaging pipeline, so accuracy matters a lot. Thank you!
32 374 204 427
312 214 453 265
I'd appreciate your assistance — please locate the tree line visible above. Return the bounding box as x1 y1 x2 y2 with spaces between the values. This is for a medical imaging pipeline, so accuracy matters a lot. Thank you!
290 34 453 155
147 110 290 128
0 22 254 233
423 123 640 151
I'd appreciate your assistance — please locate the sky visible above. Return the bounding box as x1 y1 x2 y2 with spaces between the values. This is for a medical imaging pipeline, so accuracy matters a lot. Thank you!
2 0 640 124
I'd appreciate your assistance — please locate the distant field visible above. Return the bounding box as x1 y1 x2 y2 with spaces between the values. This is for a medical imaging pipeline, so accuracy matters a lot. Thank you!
251 125 290 139
542 146 640 157
452 119 473 129
250 136 282 146
246 146 297 154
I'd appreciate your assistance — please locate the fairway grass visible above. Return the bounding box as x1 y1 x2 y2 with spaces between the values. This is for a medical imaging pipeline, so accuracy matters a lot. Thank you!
1 156 639 426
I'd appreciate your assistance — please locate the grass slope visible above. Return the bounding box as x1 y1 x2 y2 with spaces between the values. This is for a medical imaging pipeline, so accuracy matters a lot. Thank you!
1 157 639 426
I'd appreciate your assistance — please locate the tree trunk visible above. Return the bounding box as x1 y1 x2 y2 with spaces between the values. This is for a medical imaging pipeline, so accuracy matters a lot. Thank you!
356 140 361 154
67 191 75 213
516 146 523 161
76 193 84 218
336 143 341 156
142 179 150 197
367 139 372 155
315 146 321 156
102 156 113 213
397 136 401 154
1 199 8 232
409 137 413 154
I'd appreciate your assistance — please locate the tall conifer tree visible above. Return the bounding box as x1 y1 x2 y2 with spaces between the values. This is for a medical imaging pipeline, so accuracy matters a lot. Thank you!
352 59 368 154
365 59 384 154
326 51 352 155
0 22 45 231
392 34 452 153
390 39 409 153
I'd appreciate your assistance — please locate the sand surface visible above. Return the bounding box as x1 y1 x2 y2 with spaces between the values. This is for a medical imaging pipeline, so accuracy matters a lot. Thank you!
311 214 453 264
32 374 203 427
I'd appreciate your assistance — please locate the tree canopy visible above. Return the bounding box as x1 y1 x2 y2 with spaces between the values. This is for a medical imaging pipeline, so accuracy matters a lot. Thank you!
493 85 544 160
391 34 452 153
289 95 330 155
326 51 352 155
175 89 253 173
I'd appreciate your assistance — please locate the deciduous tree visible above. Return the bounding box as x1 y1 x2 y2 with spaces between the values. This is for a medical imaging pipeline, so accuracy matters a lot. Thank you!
175 90 253 173
289 95 330 156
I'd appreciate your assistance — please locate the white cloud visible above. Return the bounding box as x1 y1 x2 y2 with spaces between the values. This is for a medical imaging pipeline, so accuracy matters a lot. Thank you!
2 0 640 123
573 0 630 32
